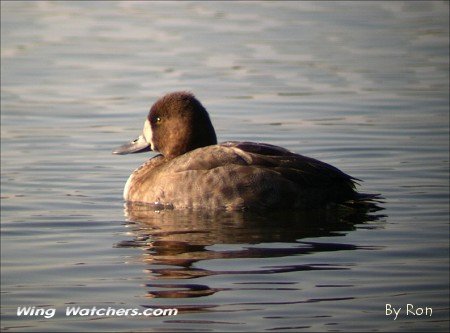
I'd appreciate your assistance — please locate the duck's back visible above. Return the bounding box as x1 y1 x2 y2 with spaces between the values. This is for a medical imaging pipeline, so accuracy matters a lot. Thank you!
125 141 359 210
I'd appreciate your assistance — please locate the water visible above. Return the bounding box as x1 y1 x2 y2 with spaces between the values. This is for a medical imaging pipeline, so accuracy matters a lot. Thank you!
1 1 449 331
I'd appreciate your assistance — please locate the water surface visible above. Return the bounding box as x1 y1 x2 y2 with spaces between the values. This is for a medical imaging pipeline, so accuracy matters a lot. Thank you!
1 1 449 332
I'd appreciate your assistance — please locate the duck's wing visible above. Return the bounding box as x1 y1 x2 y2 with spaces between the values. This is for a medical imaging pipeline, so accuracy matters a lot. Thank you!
221 141 294 156
165 141 356 187
223 141 358 188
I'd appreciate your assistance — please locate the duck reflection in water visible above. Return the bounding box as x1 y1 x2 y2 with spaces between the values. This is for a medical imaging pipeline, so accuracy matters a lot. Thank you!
117 203 384 300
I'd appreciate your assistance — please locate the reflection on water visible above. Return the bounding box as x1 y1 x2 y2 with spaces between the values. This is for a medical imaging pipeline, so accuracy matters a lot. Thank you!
117 203 384 302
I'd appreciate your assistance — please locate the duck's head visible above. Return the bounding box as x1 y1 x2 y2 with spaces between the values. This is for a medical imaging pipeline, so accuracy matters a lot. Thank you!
113 91 217 159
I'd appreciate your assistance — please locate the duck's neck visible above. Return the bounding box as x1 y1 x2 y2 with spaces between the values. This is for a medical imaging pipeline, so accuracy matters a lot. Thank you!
164 134 217 159
163 119 217 159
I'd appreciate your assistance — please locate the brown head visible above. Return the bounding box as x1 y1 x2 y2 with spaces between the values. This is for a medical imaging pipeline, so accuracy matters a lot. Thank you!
113 92 217 159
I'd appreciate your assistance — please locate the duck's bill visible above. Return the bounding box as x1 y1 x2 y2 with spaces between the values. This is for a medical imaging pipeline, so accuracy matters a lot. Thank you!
112 135 151 155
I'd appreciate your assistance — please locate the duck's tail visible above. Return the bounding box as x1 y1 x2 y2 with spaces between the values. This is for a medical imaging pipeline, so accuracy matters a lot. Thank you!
342 192 384 212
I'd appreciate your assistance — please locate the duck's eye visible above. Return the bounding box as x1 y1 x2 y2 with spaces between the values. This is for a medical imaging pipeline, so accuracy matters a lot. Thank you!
155 117 162 124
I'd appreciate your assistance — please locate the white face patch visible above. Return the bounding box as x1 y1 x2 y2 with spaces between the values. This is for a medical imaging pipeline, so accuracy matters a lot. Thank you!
142 119 156 151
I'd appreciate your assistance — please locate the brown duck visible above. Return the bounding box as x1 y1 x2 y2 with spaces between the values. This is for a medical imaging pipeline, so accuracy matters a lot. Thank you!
114 91 376 210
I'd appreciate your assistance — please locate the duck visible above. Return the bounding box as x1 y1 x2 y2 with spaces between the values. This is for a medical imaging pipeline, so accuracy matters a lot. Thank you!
113 91 375 211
